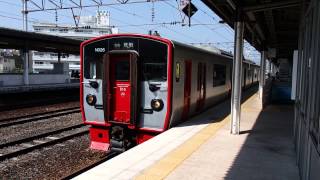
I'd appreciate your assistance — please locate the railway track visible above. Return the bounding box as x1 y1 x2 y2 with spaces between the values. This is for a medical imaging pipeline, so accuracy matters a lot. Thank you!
0 97 79 112
62 152 118 179
0 107 80 128
0 124 88 161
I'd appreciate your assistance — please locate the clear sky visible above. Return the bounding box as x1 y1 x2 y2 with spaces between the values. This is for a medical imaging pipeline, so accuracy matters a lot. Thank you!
0 0 260 63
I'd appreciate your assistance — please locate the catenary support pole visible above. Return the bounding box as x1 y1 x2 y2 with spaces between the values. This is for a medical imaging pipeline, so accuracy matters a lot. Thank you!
230 9 244 135
22 0 29 85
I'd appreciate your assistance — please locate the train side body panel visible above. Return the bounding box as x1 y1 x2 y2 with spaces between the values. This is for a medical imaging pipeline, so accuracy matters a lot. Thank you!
169 43 232 127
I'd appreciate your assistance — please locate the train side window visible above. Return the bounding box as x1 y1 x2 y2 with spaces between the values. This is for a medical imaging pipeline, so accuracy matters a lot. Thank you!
213 64 226 87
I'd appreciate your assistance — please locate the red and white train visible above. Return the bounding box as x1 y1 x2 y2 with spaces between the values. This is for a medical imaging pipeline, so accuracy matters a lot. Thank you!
80 34 259 152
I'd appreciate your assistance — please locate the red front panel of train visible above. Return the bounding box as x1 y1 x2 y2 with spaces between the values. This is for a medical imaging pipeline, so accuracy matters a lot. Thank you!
112 82 131 123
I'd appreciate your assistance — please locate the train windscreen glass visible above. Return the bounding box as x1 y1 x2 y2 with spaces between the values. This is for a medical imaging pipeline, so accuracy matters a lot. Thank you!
83 37 168 81
138 39 167 81
83 40 106 79
108 37 168 82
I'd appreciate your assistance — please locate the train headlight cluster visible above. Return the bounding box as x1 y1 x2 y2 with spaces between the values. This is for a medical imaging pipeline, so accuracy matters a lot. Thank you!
151 99 164 111
86 94 97 106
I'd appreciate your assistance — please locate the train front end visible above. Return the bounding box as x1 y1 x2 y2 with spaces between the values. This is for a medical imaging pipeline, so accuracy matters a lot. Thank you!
80 34 172 152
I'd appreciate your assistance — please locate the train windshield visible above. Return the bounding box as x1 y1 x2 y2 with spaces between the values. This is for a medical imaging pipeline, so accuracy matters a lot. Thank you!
83 40 105 79
138 39 167 81
142 62 167 81
83 37 168 81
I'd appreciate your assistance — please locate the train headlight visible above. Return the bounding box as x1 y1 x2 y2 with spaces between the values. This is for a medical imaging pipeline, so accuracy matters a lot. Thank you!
151 99 164 111
86 94 97 106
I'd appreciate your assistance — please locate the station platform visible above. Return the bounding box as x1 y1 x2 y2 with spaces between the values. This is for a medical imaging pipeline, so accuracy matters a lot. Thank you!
74 90 300 180
0 82 79 94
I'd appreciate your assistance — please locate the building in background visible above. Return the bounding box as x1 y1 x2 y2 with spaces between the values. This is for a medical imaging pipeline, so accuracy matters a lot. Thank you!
0 56 15 73
0 49 21 74
32 11 118 74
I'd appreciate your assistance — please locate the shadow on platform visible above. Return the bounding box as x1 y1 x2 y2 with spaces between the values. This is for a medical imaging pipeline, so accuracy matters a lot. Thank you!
180 85 259 128
165 84 299 180
224 101 300 179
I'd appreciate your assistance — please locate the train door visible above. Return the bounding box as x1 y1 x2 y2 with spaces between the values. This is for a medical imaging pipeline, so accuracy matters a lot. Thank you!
182 61 192 120
104 51 138 126
196 62 206 111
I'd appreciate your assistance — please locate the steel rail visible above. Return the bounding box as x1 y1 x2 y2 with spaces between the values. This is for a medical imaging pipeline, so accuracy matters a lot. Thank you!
0 106 79 122
0 97 79 112
0 108 80 128
0 124 85 149
0 127 88 161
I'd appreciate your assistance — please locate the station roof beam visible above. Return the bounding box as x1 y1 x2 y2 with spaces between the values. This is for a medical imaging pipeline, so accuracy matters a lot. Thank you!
0 27 81 54
202 0 301 62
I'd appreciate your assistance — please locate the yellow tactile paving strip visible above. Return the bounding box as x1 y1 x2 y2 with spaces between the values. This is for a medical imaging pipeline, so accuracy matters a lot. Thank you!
135 116 230 180
135 94 259 180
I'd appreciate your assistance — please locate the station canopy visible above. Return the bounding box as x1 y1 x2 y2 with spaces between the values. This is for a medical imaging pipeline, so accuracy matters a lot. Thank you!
0 27 82 54
202 0 301 63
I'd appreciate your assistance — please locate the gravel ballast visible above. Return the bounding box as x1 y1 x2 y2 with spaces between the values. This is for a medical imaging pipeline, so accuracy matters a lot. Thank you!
0 135 108 179
0 113 83 144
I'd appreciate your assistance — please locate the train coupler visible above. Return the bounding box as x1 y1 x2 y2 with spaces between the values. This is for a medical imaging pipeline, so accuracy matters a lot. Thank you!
110 126 135 153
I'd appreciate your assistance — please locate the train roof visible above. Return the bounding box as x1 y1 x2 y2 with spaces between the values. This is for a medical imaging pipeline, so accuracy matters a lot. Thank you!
172 40 259 67
172 40 234 60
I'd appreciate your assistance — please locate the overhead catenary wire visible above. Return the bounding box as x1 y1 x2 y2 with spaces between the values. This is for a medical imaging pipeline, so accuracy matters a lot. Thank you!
1 0 216 44
0 0 76 26
57 0 153 32
196 2 234 36
0 14 39 24
0 12 73 27
105 2 200 42
162 1 232 41
0 10 40 22
162 1 258 62
103 2 199 42
24 0 172 12
115 22 220 27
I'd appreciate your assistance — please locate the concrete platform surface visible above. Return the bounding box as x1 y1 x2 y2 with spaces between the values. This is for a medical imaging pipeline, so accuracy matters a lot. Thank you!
163 95 299 180
0 82 79 94
75 91 300 180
